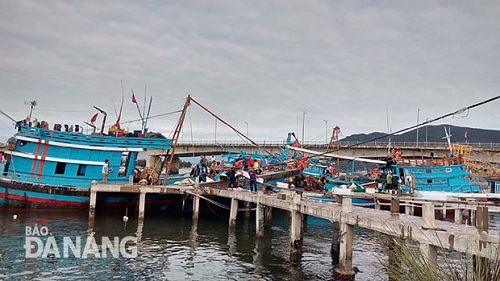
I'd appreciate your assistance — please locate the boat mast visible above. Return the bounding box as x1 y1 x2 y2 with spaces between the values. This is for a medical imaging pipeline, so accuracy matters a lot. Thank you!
162 95 191 184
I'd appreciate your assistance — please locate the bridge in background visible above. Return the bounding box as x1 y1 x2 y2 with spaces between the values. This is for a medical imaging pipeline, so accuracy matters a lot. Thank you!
146 141 500 163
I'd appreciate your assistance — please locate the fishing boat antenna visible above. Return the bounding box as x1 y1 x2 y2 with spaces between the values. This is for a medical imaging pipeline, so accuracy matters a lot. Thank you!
24 100 37 120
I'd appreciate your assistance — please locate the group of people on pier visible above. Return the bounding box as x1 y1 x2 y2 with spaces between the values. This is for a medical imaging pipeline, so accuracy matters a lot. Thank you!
189 154 271 192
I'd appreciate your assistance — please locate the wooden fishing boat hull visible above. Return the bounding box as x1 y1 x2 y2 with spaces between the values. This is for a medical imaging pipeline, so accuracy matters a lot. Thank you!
0 178 182 210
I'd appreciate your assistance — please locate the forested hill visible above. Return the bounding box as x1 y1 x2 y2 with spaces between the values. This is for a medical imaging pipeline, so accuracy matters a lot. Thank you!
342 125 500 144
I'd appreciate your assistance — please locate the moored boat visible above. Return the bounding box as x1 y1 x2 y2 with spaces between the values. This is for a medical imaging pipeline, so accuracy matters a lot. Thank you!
1 123 172 209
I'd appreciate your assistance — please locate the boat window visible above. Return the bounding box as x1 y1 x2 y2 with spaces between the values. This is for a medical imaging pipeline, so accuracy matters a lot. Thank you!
459 166 464 171
55 162 66 174
426 169 432 173
427 179 432 184
20 141 28 147
445 168 452 172
77 164 87 176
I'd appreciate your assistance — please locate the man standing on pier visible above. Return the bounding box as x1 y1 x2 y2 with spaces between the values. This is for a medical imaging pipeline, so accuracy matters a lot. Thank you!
102 159 110 183
249 169 257 192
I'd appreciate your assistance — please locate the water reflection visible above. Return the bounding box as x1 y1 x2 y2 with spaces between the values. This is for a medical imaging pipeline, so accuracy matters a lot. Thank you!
0 208 398 280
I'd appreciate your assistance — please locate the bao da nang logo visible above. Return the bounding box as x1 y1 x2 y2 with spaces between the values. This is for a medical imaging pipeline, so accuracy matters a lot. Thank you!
24 224 137 258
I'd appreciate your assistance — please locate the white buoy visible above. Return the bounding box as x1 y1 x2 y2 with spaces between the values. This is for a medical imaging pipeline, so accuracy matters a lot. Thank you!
123 215 129 223
13 214 18 220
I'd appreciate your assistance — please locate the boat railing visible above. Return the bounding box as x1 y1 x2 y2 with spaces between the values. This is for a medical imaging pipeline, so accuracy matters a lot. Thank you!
392 156 464 166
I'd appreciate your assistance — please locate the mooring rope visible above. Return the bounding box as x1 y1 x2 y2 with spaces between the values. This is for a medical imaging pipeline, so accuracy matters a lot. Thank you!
186 190 257 211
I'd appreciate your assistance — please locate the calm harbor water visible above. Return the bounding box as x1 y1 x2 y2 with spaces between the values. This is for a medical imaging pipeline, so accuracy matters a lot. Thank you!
2 206 499 281
0 206 393 281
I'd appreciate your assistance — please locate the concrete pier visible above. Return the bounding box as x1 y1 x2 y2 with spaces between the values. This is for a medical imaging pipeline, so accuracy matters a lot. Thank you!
88 181 500 279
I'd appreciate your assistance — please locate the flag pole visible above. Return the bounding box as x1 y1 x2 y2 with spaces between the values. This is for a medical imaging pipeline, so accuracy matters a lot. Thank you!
131 89 143 132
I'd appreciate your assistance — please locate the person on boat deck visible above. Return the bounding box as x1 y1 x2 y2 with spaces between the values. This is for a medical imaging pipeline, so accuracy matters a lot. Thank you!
253 159 261 175
249 169 257 192
209 161 217 177
0 151 3 164
378 170 387 191
386 171 393 191
215 161 221 175
102 159 110 183
392 173 400 191
228 167 237 188
243 158 249 170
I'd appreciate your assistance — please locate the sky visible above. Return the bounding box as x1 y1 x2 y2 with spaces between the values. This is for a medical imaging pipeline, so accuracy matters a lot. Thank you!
1 1 499 144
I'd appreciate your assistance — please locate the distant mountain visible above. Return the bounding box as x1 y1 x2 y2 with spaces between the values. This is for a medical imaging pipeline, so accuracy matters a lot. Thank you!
342 125 500 144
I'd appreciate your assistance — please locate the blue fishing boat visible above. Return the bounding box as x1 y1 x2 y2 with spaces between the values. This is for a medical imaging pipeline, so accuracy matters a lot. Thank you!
285 143 483 205
0 124 172 208
379 147 481 194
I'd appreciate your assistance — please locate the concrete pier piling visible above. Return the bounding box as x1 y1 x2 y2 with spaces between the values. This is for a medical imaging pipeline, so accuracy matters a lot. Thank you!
334 196 355 280
256 204 265 238
192 194 200 219
89 190 97 220
229 198 238 228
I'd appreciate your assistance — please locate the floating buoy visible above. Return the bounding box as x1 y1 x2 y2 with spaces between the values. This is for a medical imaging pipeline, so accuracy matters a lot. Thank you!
123 215 129 223
13 214 18 220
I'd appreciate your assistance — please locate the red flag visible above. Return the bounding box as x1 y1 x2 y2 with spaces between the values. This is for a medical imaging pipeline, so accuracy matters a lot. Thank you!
90 113 98 123
132 93 137 103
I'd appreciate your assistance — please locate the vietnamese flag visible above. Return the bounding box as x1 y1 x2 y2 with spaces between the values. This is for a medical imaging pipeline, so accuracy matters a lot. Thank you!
132 93 137 103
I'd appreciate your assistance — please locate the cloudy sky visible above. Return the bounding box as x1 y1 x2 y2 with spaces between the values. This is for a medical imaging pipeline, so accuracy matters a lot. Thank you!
1 1 499 144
